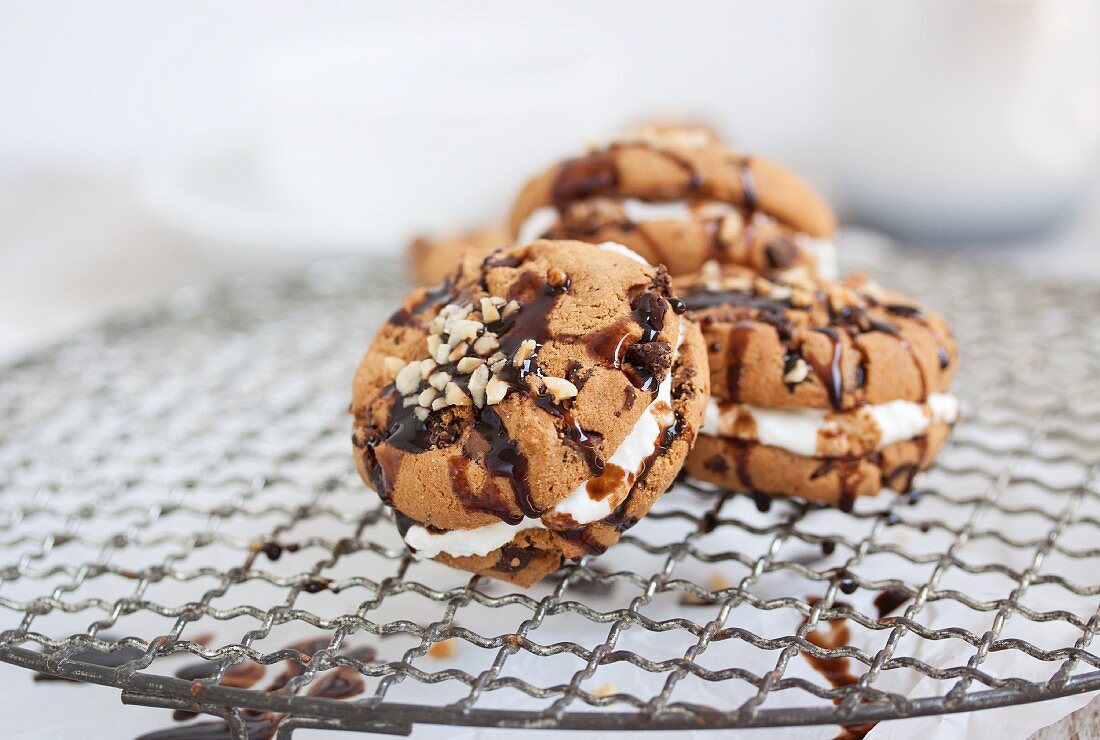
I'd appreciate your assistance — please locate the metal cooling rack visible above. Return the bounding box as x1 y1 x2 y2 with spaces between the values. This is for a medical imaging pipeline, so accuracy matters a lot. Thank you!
3 241 1100 738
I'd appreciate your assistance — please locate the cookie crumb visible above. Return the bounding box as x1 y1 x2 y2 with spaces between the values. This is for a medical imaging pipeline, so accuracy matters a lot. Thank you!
592 681 616 698
427 639 456 658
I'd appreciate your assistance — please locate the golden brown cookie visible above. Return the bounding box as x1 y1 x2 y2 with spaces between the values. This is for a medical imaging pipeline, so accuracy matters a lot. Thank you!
508 132 837 278
352 239 709 586
685 423 952 510
678 262 960 509
677 263 958 410
409 224 511 286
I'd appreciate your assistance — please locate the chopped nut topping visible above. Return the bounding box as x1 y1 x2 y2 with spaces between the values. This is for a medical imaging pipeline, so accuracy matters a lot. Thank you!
783 358 810 384
485 374 509 406
790 287 814 308
513 339 537 368
546 267 569 289
395 362 422 395
752 277 773 297
776 265 814 291
722 274 753 291
502 300 521 319
700 259 723 291
480 297 500 323
433 343 452 364
473 333 500 356
428 371 451 391
827 285 859 313
447 342 469 363
541 376 578 403
489 353 508 373
448 319 482 346
426 333 442 356
382 356 405 380
413 407 429 421
445 382 471 406
468 363 489 407
431 397 448 411
718 212 744 244
768 284 793 301
456 357 484 374
417 387 438 407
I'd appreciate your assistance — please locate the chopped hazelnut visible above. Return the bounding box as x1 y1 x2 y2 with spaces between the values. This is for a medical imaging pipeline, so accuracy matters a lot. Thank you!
428 371 451 391
431 397 449 411
417 387 438 407
480 297 500 323
541 376 578 403
448 319 482 346
419 359 437 379
382 356 405 380
445 382 471 406
468 363 489 407
447 342 469 363
473 333 500 356
413 407 429 421
456 357 484 374
783 358 810 384
426 334 442 357
546 267 569 289
718 212 743 244
513 339 537 368
395 362 422 395
488 353 508 373
485 375 509 406
433 343 452 364
502 300 521 319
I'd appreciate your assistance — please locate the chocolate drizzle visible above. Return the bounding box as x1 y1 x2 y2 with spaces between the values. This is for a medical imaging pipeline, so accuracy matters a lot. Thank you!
873 588 910 619
552 152 619 207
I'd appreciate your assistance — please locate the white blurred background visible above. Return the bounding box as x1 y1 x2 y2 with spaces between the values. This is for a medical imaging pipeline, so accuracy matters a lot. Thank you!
3 0 1100 360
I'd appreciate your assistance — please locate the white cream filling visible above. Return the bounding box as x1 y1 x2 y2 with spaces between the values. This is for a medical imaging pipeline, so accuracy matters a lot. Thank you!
702 393 960 458
596 240 650 265
404 317 685 560
519 202 839 280
799 236 839 280
516 206 561 245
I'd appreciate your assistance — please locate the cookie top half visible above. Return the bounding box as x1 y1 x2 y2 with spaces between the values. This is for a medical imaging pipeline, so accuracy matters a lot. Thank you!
507 129 837 277
352 240 709 532
676 263 958 410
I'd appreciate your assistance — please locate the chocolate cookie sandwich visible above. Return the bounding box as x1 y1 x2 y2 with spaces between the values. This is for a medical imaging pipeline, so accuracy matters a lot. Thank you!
508 124 839 280
679 262 959 510
352 239 709 585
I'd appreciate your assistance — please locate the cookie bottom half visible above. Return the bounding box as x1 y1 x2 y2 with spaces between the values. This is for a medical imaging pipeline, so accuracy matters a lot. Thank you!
684 422 952 510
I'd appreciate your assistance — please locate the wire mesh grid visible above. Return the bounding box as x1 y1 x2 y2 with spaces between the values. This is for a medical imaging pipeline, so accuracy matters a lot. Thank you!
2 241 1100 737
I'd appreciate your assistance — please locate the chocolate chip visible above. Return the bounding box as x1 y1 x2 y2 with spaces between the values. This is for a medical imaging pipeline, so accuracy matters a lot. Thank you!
427 417 461 448
764 237 799 269
652 266 673 298
630 291 667 334
626 340 672 380
704 455 730 474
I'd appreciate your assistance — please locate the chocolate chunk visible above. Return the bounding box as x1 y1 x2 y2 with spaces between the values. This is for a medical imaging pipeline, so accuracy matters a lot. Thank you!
551 152 618 207
426 417 461 449
630 291 667 335
652 266 673 298
626 340 672 380
764 236 799 269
